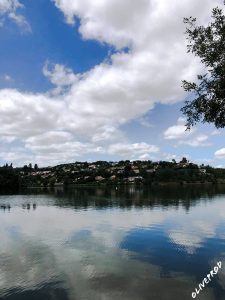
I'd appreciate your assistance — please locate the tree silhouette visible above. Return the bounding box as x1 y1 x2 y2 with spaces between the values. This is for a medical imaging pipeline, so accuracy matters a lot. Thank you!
182 3 225 128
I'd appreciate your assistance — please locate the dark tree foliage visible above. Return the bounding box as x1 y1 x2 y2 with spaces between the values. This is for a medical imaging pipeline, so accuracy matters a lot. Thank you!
0 167 20 191
182 3 225 128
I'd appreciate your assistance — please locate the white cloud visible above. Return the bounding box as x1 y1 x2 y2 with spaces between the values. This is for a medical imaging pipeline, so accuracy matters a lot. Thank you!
43 62 80 88
91 126 123 143
108 142 159 159
53 0 222 49
179 134 211 148
26 131 73 146
0 148 33 164
23 131 102 165
0 0 30 31
215 148 225 159
162 153 183 162
0 89 63 138
211 130 221 136
164 118 211 148
24 136 159 165
0 135 16 143
0 0 222 164
0 0 22 13
164 117 194 140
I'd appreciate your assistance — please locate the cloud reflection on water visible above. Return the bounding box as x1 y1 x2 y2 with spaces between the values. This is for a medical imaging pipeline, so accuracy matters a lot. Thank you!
0 186 225 299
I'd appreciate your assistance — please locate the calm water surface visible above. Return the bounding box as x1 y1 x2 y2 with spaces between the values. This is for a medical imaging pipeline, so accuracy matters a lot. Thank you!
0 185 225 300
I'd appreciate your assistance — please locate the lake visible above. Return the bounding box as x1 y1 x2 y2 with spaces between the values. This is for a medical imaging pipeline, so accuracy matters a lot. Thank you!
0 185 225 300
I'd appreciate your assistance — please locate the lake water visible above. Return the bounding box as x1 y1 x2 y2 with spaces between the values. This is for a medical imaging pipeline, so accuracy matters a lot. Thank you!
0 185 225 300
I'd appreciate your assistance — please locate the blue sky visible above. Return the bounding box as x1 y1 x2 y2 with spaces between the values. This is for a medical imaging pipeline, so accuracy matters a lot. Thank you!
0 0 224 167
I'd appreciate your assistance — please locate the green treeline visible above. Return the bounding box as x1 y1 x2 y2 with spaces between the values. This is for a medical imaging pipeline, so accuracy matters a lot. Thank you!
1 159 225 190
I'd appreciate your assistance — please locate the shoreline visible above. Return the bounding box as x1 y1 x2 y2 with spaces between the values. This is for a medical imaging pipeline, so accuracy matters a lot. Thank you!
24 181 225 189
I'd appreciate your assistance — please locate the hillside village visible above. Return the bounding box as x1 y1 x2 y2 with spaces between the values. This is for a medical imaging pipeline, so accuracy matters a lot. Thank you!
12 158 225 188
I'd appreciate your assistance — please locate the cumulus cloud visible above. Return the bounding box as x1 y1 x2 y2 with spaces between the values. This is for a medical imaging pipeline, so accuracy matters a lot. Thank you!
164 118 211 148
0 0 222 164
0 147 33 164
91 126 124 143
108 142 159 159
53 0 223 49
164 117 194 140
0 133 160 166
43 62 80 90
0 89 63 138
0 0 31 31
0 0 21 14
215 148 225 159
25 136 159 165
179 134 211 148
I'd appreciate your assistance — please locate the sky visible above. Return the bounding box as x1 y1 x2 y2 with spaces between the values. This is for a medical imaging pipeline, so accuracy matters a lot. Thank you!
0 0 224 167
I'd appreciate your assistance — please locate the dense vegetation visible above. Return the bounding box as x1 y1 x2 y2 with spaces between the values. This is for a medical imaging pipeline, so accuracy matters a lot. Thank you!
182 2 225 128
0 165 20 192
1 159 225 190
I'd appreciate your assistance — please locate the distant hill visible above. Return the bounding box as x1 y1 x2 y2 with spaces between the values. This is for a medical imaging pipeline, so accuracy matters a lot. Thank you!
1 159 224 189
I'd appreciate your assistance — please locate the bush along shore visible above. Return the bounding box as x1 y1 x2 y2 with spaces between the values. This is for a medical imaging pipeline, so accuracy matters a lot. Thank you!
1 158 225 190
